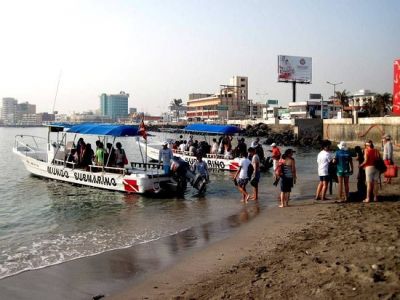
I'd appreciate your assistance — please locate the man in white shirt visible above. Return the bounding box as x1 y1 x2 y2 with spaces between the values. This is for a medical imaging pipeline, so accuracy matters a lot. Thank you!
315 140 333 200
234 152 252 203
179 141 187 152
159 142 174 175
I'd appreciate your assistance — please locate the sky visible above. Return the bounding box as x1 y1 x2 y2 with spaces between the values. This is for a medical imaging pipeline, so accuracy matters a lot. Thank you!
0 0 399 115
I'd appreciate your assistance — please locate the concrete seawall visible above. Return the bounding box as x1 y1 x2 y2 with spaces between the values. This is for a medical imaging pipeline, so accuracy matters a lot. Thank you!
323 117 400 145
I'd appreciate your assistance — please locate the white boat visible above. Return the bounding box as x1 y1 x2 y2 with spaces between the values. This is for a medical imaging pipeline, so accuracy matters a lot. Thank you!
13 123 201 195
140 124 242 171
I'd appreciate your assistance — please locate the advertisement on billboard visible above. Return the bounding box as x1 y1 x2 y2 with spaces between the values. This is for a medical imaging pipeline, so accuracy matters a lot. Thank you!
393 59 400 115
278 55 312 83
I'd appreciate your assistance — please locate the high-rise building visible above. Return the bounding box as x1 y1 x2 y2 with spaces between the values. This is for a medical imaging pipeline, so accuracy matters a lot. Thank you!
100 91 129 122
1 98 18 124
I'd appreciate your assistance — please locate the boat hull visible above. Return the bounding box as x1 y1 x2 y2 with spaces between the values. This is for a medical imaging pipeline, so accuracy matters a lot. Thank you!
14 149 169 194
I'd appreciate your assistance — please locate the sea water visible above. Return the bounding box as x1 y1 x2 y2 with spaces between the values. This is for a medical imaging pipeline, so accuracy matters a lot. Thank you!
0 127 318 279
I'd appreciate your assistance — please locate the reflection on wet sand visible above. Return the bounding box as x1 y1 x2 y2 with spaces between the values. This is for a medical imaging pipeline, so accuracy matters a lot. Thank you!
0 201 263 300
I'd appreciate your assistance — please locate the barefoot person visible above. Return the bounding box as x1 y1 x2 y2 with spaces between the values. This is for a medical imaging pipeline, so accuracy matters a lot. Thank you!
233 151 251 203
359 140 381 202
315 140 333 201
279 149 296 207
248 147 260 201
333 141 353 202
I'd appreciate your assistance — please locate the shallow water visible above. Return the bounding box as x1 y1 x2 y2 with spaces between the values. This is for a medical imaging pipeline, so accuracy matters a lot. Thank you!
0 127 318 279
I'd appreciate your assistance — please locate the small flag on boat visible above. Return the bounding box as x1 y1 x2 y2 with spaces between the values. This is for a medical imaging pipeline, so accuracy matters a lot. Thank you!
138 119 147 140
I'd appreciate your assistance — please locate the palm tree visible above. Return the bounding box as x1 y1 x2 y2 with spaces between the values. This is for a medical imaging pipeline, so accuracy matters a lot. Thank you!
374 93 392 116
335 90 349 116
170 98 183 121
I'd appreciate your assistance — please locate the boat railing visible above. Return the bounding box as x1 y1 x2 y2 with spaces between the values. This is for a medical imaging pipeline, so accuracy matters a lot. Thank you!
14 135 48 161
89 165 127 175
53 158 77 169
130 162 162 170
14 135 47 150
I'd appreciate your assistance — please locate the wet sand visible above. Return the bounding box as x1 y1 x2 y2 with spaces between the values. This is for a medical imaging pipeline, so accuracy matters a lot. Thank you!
113 178 400 300
1 172 398 299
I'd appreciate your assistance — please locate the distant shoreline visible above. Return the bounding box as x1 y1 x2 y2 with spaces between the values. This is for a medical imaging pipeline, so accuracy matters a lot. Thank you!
0 125 44 128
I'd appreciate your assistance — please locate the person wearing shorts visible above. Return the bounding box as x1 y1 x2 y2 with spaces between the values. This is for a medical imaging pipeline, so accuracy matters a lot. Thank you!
234 151 251 203
359 140 380 202
279 149 296 207
334 141 353 202
315 140 333 201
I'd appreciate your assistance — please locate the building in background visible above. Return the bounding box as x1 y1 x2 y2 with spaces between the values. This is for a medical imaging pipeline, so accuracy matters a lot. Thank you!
248 101 266 119
70 111 112 123
100 91 129 122
1 97 18 124
186 76 248 121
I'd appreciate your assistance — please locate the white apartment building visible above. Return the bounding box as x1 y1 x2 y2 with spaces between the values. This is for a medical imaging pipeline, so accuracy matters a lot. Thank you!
348 89 376 108
288 100 341 119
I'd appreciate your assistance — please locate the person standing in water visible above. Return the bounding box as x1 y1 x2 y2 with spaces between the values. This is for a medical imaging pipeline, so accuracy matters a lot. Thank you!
234 151 252 203
248 147 260 201
159 141 174 175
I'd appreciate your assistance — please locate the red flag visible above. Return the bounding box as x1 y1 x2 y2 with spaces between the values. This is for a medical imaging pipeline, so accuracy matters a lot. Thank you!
138 119 147 140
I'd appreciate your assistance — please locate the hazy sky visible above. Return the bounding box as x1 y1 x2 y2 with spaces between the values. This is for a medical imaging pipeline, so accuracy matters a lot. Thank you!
0 0 399 114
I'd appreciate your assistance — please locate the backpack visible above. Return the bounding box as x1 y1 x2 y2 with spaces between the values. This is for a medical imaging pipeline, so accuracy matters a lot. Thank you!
274 160 284 178
247 162 254 179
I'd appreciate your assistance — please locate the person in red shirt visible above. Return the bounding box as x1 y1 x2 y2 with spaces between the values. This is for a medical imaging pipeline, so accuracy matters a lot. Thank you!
359 140 380 202
269 143 281 172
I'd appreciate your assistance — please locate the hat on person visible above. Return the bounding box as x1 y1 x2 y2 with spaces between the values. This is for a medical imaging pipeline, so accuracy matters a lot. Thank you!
338 141 347 150
284 148 295 155
163 141 168 145
271 143 277 147
384 134 392 140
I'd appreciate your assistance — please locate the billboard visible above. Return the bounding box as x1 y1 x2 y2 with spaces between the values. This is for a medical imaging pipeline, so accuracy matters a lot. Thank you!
393 59 400 115
278 55 312 83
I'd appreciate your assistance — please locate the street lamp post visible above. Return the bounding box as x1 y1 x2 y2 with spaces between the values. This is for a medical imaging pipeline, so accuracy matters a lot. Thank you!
326 81 343 100
326 81 343 119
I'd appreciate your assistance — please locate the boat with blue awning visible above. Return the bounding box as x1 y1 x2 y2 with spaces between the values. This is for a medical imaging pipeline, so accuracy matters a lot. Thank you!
13 123 206 195
139 124 243 171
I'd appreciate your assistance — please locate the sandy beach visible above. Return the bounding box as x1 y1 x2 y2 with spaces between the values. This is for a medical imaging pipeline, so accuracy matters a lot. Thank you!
113 177 400 300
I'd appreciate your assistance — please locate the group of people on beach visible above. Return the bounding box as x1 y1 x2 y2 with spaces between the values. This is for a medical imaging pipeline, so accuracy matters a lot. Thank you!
66 138 128 170
231 134 395 208
316 134 394 203
233 141 289 205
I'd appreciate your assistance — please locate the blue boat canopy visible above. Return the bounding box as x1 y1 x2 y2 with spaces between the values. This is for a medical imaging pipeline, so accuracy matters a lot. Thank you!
66 123 139 137
183 124 240 135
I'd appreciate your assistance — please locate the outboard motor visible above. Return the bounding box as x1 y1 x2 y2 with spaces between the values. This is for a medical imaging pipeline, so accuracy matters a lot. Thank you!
260 156 273 172
170 157 207 193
